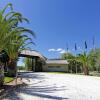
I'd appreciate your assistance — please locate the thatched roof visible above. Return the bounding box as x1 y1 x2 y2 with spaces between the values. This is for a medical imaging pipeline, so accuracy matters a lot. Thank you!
46 59 68 64
20 50 46 60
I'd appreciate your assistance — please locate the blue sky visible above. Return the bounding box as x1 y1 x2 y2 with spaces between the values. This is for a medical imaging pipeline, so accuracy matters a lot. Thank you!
0 0 100 60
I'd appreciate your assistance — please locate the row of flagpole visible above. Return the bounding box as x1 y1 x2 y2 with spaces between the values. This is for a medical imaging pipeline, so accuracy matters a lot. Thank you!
66 36 95 74
66 37 95 53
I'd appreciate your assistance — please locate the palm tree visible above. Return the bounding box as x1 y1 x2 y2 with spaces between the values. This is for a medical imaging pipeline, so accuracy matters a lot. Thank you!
0 3 13 85
4 4 35 76
0 3 35 84
6 32 34 76
77 52 89 75
88 48 100 72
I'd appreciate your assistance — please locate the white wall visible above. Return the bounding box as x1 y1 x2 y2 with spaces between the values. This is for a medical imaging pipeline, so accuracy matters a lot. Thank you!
43 64 68 72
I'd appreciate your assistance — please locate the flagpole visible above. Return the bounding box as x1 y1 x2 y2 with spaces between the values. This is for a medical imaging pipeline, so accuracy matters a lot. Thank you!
92 36 97 72
85 41 87 54
66 43 69 53
75 43 77 74
66 43 72 73
93 36 95 52
76 54 77 74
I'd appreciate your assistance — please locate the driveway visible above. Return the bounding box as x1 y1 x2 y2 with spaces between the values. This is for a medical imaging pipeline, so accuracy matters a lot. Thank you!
3 72 100 100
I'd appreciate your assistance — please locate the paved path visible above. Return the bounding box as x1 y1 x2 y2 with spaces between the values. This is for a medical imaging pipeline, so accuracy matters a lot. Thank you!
3 72 100 100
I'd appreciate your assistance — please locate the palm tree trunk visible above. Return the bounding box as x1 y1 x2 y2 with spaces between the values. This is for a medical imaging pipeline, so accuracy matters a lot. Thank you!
83 65 89 75
7 59 17 77
0 64 4 86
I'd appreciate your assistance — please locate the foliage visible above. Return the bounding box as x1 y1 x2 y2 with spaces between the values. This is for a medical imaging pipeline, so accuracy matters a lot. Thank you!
88 48 100 71
0 3 35 71
0 50 9 63
0 3 35 60
77 52 89 75
0 3 35 83
4 77 14 83
61 52 74 60
61 48 100 75
18 66 26 71
61 52 82 73
24 58 34 71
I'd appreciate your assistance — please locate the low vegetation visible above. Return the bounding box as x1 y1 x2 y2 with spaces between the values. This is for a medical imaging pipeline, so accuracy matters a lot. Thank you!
61 48 100 75
4 77 14 83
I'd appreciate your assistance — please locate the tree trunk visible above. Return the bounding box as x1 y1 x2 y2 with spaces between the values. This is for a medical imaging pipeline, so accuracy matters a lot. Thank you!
0 64 4 86
83 65 89 75
7 59 17 77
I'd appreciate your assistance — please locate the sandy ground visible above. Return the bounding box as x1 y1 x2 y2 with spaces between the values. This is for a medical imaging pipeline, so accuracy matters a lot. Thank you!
2 72 100 100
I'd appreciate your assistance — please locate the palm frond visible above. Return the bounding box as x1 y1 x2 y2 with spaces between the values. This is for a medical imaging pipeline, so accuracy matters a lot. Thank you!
1 3 13 15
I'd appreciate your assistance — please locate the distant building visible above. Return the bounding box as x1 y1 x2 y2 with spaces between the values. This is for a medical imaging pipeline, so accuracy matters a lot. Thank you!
19 50 69 72
43 59 69 72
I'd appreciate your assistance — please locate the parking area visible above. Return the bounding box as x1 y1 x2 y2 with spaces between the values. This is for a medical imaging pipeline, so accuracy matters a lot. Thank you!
3 72 100 100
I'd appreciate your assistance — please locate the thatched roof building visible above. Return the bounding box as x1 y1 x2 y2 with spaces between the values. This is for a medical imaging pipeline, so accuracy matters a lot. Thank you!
20 50 46 61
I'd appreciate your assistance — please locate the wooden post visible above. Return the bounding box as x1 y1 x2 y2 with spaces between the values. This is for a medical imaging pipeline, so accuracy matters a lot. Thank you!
32 57 34 71
15 68 18 85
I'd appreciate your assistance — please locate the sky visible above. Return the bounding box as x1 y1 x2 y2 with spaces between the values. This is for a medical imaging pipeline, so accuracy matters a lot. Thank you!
0 0 100 60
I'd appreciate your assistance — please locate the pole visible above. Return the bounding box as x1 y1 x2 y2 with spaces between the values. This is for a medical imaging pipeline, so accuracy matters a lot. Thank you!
75 43 77 74
75 55 77 74
32 57 34 71
93 36 96 72
15 67 17 85
66 43 69 53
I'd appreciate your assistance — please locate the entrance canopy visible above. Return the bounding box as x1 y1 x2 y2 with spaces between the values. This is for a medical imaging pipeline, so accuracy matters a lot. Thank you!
19 50 46 61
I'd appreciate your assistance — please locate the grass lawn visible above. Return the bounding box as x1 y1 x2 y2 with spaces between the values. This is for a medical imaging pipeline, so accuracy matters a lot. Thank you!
47 72 100 77
4 77 14 83
90 72 100 77
47 72 70 74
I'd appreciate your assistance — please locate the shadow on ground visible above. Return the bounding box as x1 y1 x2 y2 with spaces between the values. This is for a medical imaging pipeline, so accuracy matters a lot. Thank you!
3 72 69 100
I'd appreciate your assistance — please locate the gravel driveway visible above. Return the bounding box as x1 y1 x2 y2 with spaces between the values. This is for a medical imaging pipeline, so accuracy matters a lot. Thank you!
3 72 100 100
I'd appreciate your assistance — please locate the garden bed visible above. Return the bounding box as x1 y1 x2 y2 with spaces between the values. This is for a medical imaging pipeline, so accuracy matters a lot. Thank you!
4 77 14 83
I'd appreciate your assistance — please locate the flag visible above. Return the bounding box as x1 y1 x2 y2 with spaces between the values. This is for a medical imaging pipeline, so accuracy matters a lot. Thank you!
85 41 87 49
75 43 77 51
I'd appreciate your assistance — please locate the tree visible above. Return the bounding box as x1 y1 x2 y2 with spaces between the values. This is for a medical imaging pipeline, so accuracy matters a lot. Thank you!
77 52 89 75
0 3 35 85
61 53 73 72
4 4 35 76
88 48 100 72
61 52 82 73
0 50 9 86
61 52 74 60
6 29 34 76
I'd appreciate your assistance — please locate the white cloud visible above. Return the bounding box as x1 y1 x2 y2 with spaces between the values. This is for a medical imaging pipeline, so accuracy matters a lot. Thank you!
56 48 63 51
59 50 66 54
48 48 67 54
48 48 56 52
